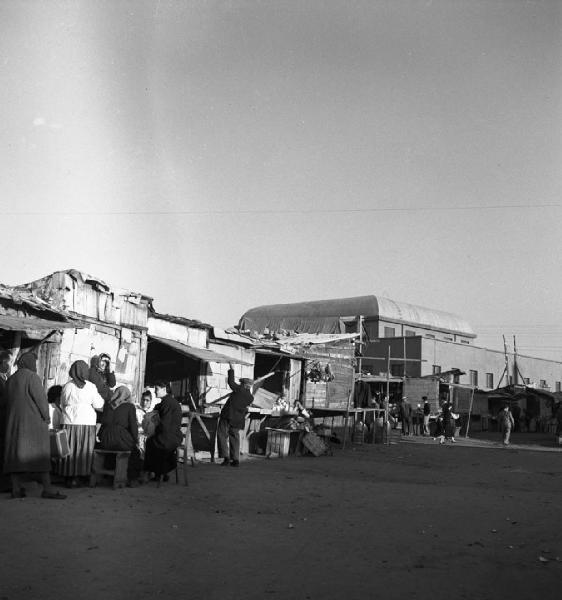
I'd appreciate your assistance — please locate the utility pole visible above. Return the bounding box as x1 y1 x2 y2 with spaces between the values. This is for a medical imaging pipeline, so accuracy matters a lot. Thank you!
513 335 518 386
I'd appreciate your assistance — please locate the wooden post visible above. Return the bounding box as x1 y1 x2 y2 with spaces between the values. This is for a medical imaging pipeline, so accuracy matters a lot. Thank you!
342 387 354 449
385 346 391 444
9 331 22 376
465 387 475 438
357 315 363 377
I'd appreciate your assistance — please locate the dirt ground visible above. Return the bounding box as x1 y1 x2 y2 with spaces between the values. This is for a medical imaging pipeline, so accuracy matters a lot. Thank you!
1 440 560 600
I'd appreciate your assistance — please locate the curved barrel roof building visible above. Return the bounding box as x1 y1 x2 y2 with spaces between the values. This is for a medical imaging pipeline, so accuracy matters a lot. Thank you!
239 295 475 341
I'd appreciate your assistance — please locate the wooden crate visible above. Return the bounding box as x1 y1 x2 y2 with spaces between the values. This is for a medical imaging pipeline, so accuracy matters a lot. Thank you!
265 428 292 458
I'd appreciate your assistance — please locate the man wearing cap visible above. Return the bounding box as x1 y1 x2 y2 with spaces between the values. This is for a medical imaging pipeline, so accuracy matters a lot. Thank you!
217 363 256 467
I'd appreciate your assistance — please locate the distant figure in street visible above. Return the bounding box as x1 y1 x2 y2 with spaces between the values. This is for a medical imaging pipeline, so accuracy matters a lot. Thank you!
3 353 66 499
143 381 182 483
498 405 515 446
442 398 456 442
413 404 423 435
422 396 431 436
218 364 256 466
434 411 445 444
399 397 413 436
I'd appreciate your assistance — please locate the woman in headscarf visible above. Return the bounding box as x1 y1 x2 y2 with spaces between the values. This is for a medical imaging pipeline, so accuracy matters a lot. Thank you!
98 386 143 486
56 360 104 487
3 353 66 499
144 380 182 483
88 354 116 404
88 354 116 425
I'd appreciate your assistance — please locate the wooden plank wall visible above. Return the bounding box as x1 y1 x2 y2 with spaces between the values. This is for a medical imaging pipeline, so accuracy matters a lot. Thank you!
42 325 145 402
302 342 355 410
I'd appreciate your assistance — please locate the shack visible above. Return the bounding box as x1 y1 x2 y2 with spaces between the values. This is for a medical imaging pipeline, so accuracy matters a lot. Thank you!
146 314 253 409
10 269 152 396
0 283 80 379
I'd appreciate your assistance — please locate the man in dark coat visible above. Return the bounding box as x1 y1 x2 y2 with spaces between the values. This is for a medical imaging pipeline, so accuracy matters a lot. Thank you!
143 381 182 482
399 396 413 436
3 353 66 499
217 364 256 467
442 397 456 442
422 396 431 436
0 350 12 492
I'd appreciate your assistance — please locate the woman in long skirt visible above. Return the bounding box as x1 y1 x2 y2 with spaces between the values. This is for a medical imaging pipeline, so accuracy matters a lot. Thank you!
56 360 104 487
3 353 66 499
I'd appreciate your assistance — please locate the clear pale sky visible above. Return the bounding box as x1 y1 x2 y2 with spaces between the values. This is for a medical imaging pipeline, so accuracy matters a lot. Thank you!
1 1 561 360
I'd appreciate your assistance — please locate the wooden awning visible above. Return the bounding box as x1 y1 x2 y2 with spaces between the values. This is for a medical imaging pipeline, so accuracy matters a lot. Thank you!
149 335 253 366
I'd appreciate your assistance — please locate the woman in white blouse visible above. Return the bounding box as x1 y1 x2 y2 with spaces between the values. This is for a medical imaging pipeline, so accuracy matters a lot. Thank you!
56 360 104 487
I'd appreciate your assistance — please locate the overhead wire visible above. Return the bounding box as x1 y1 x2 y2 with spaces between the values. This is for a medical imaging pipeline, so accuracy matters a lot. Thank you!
2 202 560 217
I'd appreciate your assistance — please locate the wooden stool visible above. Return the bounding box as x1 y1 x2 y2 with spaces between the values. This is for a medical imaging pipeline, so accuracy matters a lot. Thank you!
90 450 131 489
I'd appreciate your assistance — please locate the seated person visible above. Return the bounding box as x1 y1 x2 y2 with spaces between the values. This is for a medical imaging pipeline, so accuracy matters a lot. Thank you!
98 386 143 486
47 385 63 431
136 390 153 457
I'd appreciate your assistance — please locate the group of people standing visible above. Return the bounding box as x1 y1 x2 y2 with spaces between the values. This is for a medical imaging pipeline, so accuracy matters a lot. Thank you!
0 350 184 499
394 395 458 443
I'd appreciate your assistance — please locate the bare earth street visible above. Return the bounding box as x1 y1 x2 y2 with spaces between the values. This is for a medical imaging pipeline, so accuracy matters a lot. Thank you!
1 441 560 600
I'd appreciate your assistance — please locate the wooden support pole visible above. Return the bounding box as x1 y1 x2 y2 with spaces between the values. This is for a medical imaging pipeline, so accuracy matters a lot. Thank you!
465 387 475 438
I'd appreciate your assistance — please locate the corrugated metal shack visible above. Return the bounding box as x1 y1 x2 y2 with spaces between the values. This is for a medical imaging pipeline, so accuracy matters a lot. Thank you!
11 269 152 398
0 284 81 380
146 313 253 409
224 328 358 411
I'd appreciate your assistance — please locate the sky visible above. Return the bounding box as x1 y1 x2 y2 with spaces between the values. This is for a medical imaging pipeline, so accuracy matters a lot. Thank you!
1 0 561 360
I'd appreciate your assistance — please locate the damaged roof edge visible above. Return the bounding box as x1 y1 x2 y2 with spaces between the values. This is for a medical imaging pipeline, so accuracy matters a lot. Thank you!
150 311 213 330
14 269 154 303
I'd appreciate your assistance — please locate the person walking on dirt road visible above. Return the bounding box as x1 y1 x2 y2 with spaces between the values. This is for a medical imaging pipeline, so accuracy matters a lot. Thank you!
498 405 515 446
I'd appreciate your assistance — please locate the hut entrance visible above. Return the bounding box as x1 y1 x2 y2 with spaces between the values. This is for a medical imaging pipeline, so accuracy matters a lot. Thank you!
145 337 203 409
253 352 291 397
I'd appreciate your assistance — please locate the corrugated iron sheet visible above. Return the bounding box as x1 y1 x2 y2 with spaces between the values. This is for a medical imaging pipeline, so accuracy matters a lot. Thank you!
149 335 253 366
0 314 79 331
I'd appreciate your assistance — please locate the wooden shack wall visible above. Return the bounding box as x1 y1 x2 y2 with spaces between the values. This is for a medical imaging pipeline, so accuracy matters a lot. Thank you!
302 343 355 410
147 317 208 349
205 342 255 405
288 358 303 404
42 325 146 401
26 271 149 329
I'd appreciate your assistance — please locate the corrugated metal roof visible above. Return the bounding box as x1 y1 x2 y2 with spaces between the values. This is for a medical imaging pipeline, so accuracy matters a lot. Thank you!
149 335 253 365
0 314 79 331
0 285 71 320
152 312 212 330
240 295 475 337
376 297 474 337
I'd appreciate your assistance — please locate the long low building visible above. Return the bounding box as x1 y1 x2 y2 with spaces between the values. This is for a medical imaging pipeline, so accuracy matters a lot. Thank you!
240 295 562 404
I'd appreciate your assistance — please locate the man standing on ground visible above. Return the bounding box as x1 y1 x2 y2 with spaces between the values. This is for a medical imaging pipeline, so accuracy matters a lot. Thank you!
498 404 515 446
217 363 255 467
422 396 431 436
399 396 413 436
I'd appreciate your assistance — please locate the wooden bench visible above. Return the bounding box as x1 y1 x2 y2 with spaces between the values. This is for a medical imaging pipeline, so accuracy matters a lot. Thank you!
90 450 131 489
